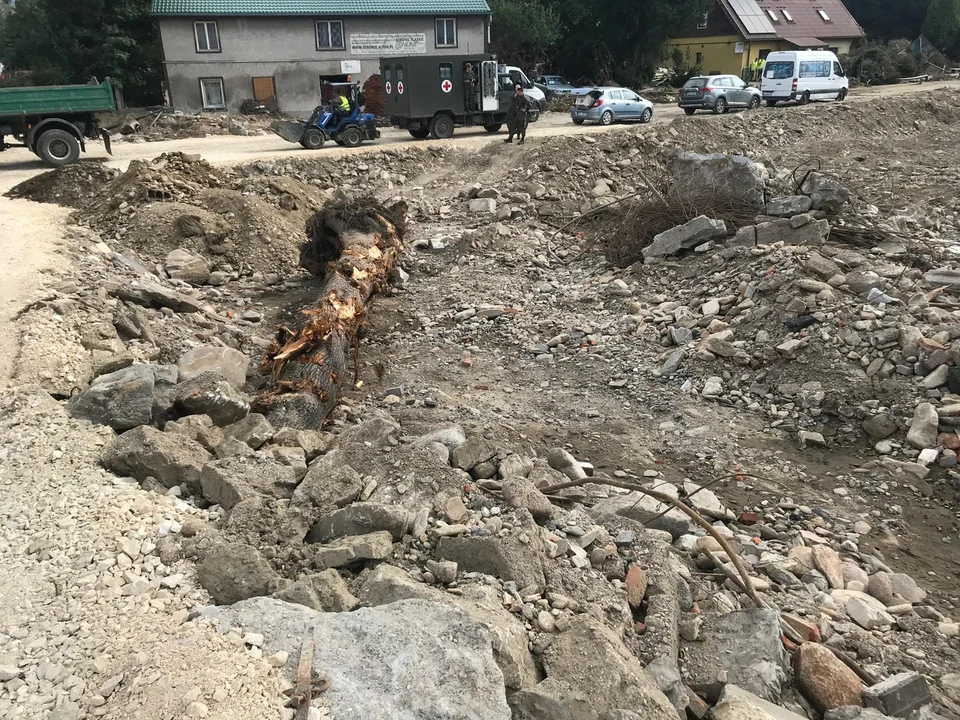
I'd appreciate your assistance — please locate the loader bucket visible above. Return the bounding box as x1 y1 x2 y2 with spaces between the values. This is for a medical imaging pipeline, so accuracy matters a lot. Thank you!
270 120 306 143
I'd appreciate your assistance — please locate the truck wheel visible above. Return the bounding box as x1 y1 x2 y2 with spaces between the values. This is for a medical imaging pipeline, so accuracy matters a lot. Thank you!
429 114 455 139
36 129 80 167
483 123 502 133
341 127 363 148
766 99 778 107
408 128 430 139
302 129 325 149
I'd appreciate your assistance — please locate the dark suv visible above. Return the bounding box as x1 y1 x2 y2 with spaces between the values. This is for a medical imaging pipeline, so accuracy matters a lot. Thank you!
679 75 762 115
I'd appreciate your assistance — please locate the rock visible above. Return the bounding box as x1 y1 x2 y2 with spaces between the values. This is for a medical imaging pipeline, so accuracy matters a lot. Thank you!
682 608 787 702
197 542 279 605
203 598 511 718
502 476 556 519
177 345 249 390
923 268 960 289
801 172 851 214
101 425 210 491
812 546 845 589
625 565 648 609
546 447 587 481
305 502 412 543
509 677 596 720
767 195 813 217
729 225 757 248
312 531 394 569
867 572 894 605
426 559 458 584
805 252 842 279
436 515 546 591
847 596 894 630
290 453 364 520
643 657 688 714
164 249 210 285
222 413 274 449
863 672 932 718
795 642 863 712
712 685 808 720
338 410 401 446
667 150 767 208
165 414 225 451
307 569 359 612
589 489 691 539
863 414 897 440
200 457 300 510
413 425 466 452
643 215 727 259
469 198 497 214
888 573 926 604
114 280 203 314
906 403 939 449
940 673 960 704
540 616 678 719
451 437 498 473
174 372 250 426
756 217 830 246
824 708 889 720
68 364 157 430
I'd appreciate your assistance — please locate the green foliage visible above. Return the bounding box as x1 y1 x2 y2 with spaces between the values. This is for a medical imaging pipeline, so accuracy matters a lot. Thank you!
0 0 163 105
841 38 922 84
489 0 562 70
922 0 960 58
668 46 701 88
844 0 931 42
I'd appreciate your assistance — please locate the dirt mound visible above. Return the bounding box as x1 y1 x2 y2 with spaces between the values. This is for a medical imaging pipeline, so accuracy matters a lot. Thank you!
5 161 119 208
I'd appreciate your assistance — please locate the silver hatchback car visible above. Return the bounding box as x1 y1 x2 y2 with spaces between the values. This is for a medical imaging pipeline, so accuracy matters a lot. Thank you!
678 75 762 115
571 88 654 126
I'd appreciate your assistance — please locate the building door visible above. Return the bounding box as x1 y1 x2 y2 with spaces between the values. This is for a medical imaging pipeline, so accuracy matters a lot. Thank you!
252 77 276 103
319 75 349 103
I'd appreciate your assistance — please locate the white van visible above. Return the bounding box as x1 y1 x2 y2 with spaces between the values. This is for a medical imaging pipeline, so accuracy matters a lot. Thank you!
760 50 849 106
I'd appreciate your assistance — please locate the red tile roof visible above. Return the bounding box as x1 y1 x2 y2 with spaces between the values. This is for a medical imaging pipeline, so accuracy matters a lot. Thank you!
756 0 864 40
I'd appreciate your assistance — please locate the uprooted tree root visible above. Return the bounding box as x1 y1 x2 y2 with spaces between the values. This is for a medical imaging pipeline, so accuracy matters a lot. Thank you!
254 196 407 429
577 189 761 267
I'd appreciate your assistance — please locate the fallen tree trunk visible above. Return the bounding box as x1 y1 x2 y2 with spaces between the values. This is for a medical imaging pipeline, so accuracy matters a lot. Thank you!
255 197 407 429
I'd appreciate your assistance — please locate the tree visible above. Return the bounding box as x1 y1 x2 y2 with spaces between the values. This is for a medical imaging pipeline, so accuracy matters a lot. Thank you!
922 0 960 57
844 0 931 42
489 0 562 70
0 0 163 105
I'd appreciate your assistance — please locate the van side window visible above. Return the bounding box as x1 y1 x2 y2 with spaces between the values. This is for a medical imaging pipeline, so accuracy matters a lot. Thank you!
397 67 404 82
384 66 392 84
800 60 831 78
440 63 452 79
765 60 794 79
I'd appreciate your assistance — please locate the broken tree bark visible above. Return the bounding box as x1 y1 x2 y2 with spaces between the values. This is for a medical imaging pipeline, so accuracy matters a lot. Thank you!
255 197 407 429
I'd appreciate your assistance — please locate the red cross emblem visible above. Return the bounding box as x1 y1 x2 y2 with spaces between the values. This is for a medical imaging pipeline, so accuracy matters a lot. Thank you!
397 81 404 94
385 81 392 94
441 79 452 93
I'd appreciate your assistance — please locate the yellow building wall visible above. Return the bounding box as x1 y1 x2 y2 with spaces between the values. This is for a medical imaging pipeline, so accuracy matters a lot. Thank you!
667 35 794 77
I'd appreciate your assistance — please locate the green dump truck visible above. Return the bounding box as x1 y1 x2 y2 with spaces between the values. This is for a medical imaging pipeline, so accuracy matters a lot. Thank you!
0 77 115 167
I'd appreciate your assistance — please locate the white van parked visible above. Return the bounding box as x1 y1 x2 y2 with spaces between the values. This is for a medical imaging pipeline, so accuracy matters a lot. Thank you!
760 50 849 107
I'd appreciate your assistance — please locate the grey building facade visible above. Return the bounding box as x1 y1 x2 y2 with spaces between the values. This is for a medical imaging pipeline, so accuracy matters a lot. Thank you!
152 0 491 114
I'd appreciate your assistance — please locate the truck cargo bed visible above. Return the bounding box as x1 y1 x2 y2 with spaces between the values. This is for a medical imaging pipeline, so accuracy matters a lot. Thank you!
0 80 116 118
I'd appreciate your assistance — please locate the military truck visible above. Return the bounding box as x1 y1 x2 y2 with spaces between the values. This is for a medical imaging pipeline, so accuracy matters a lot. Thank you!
380 54 541 139
0 77 115 167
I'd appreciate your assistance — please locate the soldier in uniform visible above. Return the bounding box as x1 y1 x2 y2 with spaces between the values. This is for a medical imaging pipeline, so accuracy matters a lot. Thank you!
504 85 531 145
463 63 477 111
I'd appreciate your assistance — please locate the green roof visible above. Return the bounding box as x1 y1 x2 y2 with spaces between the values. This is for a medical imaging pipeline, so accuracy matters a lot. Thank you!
151 0 490 15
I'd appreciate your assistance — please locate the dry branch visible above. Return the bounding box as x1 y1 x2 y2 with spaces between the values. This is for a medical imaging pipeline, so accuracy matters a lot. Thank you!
255 197 407 429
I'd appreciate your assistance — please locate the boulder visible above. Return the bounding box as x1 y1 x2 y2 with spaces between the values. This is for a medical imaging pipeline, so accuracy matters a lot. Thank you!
114 280 203 314
451 436 499 472
312 531 394 569
222 413 274 449
469 198 498 214
164 249 210 286
642 215 727 259
766 195 813 217
101 425 210 491
801 172 851 214
589 487 691 539
413 425 467 452
68 364 156 430
305 502 412 543
755 216 830 246
338 410 401 446
906 403 939 449
666 150 767 208
203 598 511 718
200 457 301 509
177 345 249 390
712 685 808 720
164 414 224 451
290 454 364 519
174 372 250 426
197 542 280 605
509 677 597 720
502 475 556 519
795 642 863 712
862 413 897 440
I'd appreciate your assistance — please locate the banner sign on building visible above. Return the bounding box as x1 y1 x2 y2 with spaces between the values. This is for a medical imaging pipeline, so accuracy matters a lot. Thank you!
349 33 427 56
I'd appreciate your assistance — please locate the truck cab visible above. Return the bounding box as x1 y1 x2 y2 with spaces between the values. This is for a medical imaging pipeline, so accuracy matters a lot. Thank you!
500 65 547 111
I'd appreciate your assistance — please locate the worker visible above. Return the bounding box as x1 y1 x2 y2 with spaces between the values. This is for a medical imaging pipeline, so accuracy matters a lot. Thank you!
750 57 760 82
504 85 531 145
463 62 477 112
333 87 352 123
756 56 766 82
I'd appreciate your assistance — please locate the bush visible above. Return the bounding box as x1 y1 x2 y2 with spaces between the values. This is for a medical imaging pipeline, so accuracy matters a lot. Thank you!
842 39 923 85
667 47 702 88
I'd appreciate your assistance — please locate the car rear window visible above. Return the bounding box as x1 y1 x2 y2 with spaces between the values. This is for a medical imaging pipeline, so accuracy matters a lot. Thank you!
576 91 601 106
684 78 708 88
765 61 795 80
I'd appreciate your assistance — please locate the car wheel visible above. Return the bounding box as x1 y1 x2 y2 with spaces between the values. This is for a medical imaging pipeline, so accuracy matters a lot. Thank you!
301 128 325 150
640 107 653 124
766 99 778 107
408 128 430 139
429 113 455 139
684 108 696 116
800 91 811 105
600 110 614 125
837 88 847 101
35 129 81 167
712 97 727 115
748 96 761 110
572 118 585 125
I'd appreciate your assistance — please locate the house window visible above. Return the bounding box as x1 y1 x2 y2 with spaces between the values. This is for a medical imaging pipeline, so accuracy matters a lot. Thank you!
782 9 794 21
439 63 453 79
194 21 220 52
817 9 831 21
436 18 457 47
696 52 704 65
766 9 778 22
697 12 708 29
316 20 344 50
199 77 225 109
